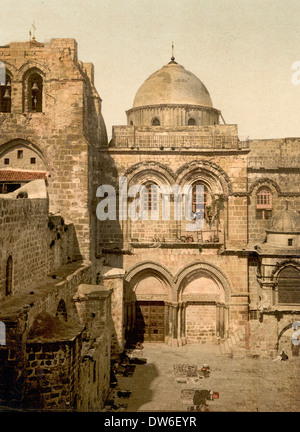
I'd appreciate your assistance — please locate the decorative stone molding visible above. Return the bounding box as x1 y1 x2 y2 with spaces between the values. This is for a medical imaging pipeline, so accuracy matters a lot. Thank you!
248 178 281 195
270 259 300 280
175 261 232 302
176 160 233 195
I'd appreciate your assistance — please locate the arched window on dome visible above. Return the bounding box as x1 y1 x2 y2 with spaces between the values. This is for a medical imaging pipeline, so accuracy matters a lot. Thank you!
277 266 300 304
188 118 196 126
0 74 11 113
27 72 43 112
256 187 272 220
151 117 160 126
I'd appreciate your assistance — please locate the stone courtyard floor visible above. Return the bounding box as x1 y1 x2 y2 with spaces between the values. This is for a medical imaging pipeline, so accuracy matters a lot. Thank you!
105 343 300 412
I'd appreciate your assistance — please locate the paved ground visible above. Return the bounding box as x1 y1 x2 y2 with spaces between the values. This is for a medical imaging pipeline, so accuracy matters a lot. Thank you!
106 343 300 412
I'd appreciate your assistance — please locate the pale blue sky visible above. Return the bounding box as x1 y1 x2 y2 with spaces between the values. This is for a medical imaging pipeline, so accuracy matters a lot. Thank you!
1 0 300 140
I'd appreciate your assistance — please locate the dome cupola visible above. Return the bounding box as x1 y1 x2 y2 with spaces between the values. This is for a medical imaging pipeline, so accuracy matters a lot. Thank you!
126 55 220 127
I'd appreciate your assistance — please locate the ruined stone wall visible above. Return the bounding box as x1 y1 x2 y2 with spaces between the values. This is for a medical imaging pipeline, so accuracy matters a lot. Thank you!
0 196 85 300
24 337 82 410
73 285 112 410
0 198 48 299
79 334 110 411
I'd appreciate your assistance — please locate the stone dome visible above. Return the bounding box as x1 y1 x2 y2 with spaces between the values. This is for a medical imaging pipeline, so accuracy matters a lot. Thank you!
133 60 213 108
268 206 300 233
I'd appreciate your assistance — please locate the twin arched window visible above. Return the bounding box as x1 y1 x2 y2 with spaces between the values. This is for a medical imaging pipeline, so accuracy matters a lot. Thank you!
0 68 43 113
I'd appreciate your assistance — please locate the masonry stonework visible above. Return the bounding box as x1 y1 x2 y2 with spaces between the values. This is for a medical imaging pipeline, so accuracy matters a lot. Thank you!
0 38 299 411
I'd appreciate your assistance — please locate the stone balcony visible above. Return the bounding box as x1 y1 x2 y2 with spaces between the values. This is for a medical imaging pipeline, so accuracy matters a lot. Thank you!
109 124 249 151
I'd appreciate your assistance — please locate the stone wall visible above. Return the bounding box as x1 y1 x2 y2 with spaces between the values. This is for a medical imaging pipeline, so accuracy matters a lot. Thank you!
25 336 82 410
185 304 217 344
0 38 107 260
0 198 48 299
248 313 300 358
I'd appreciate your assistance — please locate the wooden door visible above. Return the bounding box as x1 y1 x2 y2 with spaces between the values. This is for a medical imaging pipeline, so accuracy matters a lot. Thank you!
136 301 165 343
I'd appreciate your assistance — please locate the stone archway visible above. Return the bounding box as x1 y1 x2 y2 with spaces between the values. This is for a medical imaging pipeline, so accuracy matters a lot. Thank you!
124 264 174 344
177 263 231 344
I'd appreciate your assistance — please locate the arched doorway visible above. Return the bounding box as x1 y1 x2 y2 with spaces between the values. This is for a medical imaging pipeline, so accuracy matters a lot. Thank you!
177 264 230 344
125 267 173 344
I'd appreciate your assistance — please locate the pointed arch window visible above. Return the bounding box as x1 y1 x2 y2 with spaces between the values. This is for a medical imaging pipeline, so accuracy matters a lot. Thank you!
0 74 11 113
5 256 13 296
256 187 272 219
28 72 43 112
277 266 300 304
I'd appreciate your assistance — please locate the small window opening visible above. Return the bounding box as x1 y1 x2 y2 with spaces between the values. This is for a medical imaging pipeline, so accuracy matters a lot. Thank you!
151 117 160 126
0 74 11 113
28 72 43 112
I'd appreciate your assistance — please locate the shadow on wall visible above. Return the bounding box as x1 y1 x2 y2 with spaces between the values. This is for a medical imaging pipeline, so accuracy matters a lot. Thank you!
95 144 124 268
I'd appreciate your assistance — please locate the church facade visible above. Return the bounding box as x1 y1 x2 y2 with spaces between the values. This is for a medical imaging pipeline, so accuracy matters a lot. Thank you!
0 37 299 410
98 54 300 358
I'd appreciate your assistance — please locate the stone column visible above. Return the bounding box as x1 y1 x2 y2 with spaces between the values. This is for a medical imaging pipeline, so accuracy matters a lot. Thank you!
165 304 170 343
216 303 220 337
177 303 182 345
182 303 187 345
172 305 178 347
168 304 173 346
220 305 225 339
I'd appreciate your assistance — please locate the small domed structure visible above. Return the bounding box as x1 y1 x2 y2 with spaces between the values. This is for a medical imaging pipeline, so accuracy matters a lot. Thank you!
126 57 220 127
266 202 300 248
268 204 300 233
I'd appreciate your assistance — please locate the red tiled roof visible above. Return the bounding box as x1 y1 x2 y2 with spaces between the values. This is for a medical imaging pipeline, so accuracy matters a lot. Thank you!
0 170 47 181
